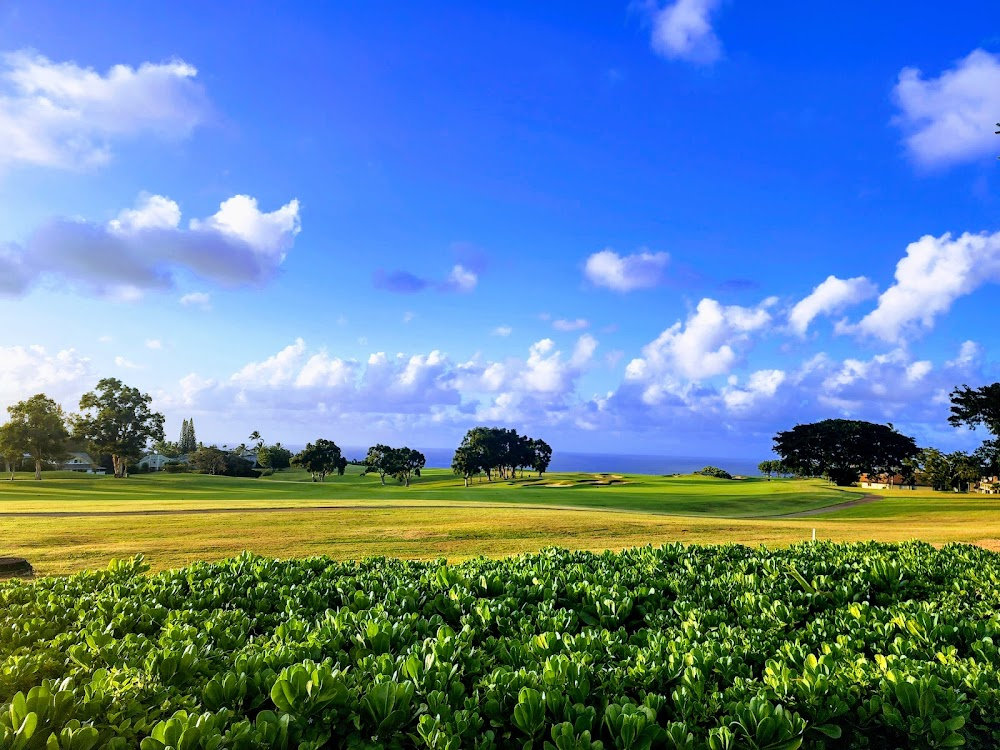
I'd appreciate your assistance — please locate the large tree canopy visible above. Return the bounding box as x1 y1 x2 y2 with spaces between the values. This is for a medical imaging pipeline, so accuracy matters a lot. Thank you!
292 439 345 482
4 394 69 480
949 383 1000 437
74 378 165 479
452 427 553 483
773 419 919 486
363 445 426 487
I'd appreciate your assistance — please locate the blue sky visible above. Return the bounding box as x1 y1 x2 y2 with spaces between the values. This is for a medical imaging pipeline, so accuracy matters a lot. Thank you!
1 1 999 458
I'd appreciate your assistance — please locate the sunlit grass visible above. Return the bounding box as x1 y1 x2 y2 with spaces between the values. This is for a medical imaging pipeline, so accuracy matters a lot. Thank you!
3 469 999 576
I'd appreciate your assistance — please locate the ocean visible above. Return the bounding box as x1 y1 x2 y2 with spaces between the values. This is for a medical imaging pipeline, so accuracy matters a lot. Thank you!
341 446 762 477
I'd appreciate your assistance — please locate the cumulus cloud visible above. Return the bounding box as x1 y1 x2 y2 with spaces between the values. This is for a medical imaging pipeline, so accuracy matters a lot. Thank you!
442 264 478 293
0 344 92 411
584 248 670 292
145 339 162 350
2 192 301 299
849 230 1000 342
160 334 600 436
625 297 774 391
553 318 590 332
0 51 209 172
646 0 723 64
179 291 211 310
492 326 513 337
893 49 1000 168
787 275 879 336
723 369 786 412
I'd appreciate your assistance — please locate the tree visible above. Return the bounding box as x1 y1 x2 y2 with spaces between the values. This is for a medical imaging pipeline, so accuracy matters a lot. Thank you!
530 438 552 477
249 431 263 450
949 383 1000 437
695 466 732 479
773 419 919 487
268 443 293 471
388 447 425 487
917 448 951 491
4 394 69 480
0 422 23 480
363 444 393 485
257 443 292 471
292 439 344 482
949 451 983 493
178 418 198 454
451 445 479 487
452 427 553 484
152 439 181 458
190 446 229 475
974 439 1000 477
74 378 165 479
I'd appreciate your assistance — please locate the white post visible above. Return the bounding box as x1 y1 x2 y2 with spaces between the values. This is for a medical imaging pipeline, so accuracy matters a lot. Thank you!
812 528 816 542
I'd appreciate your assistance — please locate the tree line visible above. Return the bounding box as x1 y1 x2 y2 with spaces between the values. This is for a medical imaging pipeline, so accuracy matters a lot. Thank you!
0 379 164 480
450 427 552 486
769 382 1000 489
0 381 555 490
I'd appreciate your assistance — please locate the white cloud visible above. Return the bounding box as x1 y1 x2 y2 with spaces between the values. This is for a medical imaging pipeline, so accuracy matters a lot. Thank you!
110 193 181 232
0 51 208 172
145 339 162 350
647 0 723 64
179 291 211 310
723 369 786 412
787 275 878 336
553 318 590 331
491 326 513 337
947 340 982 368
3 192 301 298
231 339 308 389
114 355 143 370
851 230 1000 342
0 345 91 411
189 194 300 263
402 311 416 323
626 297 774 385
585 248 670 292
442 264 478 293
893 49 1000 168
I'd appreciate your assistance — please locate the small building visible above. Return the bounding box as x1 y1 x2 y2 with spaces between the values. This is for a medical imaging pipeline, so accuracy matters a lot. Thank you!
978 476 1000 495
859 473 908 489
138 452 180 471
54 452 105 474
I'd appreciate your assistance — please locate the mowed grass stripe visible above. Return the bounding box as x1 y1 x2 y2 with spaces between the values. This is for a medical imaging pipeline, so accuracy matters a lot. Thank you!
0 468 860 517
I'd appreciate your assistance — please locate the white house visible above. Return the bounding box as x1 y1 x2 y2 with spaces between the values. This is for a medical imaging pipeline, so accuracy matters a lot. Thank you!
138 452 179 471
978 476 1000 495
55 452 105 474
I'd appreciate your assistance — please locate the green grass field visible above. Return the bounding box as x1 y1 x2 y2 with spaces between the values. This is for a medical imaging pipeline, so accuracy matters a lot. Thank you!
2 466 999 575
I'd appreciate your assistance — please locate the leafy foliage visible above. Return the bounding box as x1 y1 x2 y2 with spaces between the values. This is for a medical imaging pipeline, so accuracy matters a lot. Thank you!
1 394 68 480
694 466 732 480
73 379 165 479
4 543 1000 748
363 445 426 487
949 383 1000 437
178 419 198 455
292 439 346 482
452 428 553 486
773 419 919 486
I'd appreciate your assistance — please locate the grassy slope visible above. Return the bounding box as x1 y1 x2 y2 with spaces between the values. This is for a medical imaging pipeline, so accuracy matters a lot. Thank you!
3 469 999 576
0 466 857 517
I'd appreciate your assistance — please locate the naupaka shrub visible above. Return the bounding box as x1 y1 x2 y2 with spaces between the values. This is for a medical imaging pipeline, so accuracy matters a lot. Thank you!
2 542 999 749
